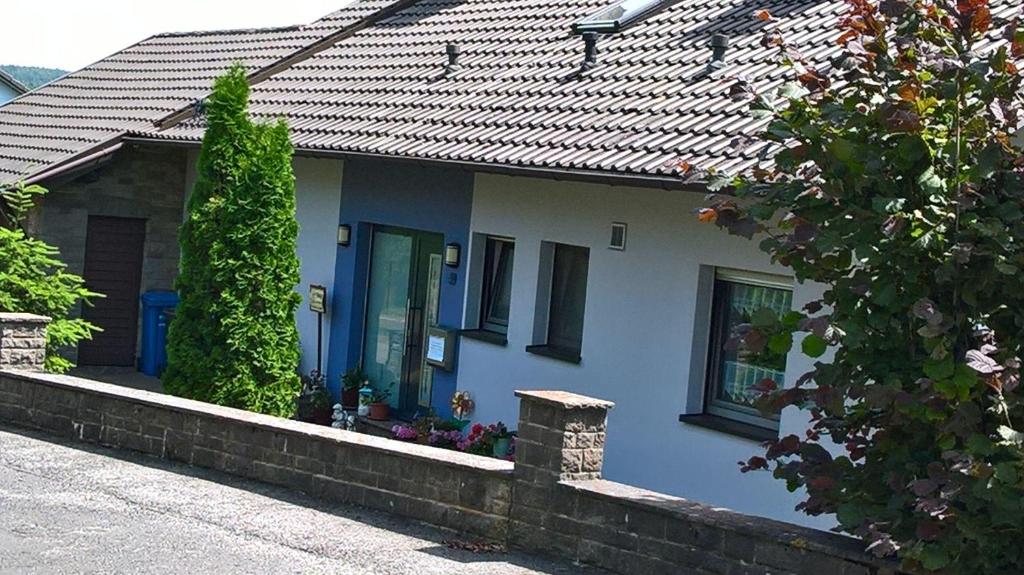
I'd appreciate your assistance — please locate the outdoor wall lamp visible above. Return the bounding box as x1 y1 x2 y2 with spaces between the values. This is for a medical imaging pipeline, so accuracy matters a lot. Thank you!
444 243 461 268
337 224 352 247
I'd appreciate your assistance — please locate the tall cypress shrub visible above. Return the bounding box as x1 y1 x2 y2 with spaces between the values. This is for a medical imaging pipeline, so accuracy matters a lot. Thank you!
164 64 301 417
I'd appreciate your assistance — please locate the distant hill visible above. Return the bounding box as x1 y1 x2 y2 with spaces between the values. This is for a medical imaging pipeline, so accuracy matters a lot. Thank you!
0 65 67 90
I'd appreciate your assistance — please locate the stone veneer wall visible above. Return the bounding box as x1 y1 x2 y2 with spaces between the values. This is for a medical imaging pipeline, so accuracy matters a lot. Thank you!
27 146 189 362
0 314 900 575
0 314 49 372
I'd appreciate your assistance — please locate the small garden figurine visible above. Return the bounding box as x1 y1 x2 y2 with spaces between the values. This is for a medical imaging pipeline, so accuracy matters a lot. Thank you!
331 404 356 430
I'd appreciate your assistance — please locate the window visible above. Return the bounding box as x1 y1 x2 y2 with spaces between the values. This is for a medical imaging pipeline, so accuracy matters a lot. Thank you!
529 243 590 362
479 237 515 334
704 270 792 430
572 0 674 34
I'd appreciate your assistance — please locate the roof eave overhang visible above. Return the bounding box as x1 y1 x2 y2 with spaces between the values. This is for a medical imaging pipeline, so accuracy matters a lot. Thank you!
121 135 706 192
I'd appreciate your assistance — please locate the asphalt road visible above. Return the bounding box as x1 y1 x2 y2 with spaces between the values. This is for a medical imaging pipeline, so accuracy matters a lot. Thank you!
0 425 600 575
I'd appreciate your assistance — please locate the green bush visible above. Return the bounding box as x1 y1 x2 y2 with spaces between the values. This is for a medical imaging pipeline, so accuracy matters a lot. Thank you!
703 1 1024 572
0 182 100 372
164 64 301 417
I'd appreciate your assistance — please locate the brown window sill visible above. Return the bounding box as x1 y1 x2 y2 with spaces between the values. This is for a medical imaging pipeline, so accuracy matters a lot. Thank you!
678 413 778 442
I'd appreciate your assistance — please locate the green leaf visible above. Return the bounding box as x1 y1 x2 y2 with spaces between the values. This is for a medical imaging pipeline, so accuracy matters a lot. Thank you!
801 334 828 358
916 166 944 192
778 82 809 100
924 357 955 381
995 260 1018 275
836 503 864 528
953 364 977 399
768 333 794 355
921 545 951 570
781 311 803 329
751 308 780 328
966 433 994 455
995 462 1019 485
829 138 857 163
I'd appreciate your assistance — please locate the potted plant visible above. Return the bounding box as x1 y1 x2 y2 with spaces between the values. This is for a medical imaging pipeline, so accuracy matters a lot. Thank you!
340 368 366 409
368 383 394 421
295 370 332 425
486 422 514 458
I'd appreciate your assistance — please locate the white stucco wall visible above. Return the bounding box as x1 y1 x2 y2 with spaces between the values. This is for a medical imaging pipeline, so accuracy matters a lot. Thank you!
293 157 344 375
179 152 343 376
458 173 829 527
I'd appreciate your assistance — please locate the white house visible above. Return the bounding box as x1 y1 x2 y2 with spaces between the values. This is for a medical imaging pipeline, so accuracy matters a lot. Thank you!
12 0 1014 527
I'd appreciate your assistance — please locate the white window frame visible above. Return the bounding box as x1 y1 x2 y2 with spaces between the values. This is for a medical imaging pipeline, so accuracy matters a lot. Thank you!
703 268 793 430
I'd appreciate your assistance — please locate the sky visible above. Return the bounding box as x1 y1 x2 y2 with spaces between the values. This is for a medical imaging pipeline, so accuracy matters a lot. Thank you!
1 0 350 71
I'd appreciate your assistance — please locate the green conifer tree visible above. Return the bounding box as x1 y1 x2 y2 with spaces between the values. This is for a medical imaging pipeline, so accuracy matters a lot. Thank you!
164 64 301 417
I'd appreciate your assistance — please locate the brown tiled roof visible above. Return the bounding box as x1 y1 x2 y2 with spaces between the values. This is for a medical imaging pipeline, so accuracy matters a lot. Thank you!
6 0 1021 185
0 0 410 186
148 0 1021 181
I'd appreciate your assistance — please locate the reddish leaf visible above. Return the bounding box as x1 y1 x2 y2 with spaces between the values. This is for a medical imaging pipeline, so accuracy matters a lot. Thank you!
971 6 991 34
753 9 773 21
896 82 919 102
837 29 860 45
1013 29 1024 59
911 478 938 496
696 208 718 223
797 70 831 92
753 378 779 394
916 520 943 541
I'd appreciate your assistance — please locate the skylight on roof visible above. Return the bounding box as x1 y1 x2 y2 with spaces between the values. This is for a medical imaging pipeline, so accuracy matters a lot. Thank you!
572 0 673 34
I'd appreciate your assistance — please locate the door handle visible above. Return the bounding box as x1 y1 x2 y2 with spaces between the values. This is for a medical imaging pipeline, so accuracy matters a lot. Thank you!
406 307 423 349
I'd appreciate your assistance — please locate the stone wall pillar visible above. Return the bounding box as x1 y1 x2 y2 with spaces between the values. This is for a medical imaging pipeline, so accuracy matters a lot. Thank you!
0 313 50 372
510 390 614 555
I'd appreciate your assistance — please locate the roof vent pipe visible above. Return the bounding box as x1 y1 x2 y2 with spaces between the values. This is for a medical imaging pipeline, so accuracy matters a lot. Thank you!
582 32 599 70
708 34 730 70
445 43 462 74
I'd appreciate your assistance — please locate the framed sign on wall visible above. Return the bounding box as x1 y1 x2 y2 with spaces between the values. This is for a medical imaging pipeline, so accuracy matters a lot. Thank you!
309 284 327 314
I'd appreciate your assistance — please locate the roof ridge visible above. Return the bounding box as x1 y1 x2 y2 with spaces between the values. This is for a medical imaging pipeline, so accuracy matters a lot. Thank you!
152 25 306 39
153 0 422 132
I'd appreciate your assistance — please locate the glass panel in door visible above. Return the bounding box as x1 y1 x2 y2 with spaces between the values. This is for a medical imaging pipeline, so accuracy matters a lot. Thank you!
362 230 413 409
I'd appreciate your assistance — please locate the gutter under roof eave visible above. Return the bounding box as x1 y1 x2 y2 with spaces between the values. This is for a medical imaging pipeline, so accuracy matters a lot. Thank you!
121 136 705 192
24 142 124 186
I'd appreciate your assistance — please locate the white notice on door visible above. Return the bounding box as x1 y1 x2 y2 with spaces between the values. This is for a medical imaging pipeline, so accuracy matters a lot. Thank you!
426 335 446 363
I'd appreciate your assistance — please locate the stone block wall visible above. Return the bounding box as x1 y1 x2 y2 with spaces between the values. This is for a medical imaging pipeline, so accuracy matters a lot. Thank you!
512 390 901 575
0 314 49 372
0 319 900 575
0 326 512 540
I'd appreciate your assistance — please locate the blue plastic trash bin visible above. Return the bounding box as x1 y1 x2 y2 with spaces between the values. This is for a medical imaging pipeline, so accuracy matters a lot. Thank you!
140 291 179 376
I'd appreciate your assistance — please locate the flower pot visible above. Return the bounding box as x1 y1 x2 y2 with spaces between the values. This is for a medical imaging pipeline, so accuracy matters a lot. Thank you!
341 387 360 409
368 402 390 421
492 436 512 458
311 407 333 426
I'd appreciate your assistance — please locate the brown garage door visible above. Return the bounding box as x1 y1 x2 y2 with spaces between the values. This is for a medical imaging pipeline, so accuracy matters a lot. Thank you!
78 216 147 366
